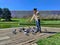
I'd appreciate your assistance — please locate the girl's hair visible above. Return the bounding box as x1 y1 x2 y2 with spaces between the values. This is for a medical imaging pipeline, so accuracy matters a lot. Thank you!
34 8 37 11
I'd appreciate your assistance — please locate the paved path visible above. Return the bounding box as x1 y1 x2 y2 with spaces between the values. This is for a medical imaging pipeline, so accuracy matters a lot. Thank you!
0 27 60 45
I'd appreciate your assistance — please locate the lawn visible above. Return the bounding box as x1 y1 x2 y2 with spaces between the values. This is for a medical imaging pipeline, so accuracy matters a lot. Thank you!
37 33 60 45
0 18 60 28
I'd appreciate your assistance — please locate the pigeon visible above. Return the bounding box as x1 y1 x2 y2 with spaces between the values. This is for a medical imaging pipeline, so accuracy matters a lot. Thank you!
12 29 17 34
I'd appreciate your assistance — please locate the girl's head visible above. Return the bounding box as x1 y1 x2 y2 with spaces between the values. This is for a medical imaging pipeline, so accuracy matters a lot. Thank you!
33 8 37 14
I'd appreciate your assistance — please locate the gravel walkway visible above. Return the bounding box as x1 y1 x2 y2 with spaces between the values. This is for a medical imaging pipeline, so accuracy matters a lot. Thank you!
0 27 60 45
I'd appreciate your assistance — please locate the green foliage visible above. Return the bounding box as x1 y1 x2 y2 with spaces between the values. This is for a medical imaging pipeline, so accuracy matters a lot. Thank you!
0 8 3 21
0 8 3 15
2 8 11 21
37 33 60 45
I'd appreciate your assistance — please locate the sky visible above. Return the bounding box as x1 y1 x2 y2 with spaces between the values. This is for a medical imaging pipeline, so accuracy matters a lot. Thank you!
0 0 60 10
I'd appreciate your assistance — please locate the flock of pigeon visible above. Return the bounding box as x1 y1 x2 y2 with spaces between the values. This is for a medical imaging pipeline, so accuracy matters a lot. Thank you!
12 27 38 36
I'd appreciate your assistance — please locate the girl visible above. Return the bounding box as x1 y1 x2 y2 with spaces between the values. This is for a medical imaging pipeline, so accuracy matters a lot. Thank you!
30 8 41 33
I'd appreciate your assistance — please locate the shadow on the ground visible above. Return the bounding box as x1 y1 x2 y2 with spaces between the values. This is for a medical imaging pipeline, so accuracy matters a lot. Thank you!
41 31 57 34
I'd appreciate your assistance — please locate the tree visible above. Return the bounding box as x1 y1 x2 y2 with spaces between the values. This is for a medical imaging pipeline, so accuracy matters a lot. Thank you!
0 8 3 21
2 8 11 21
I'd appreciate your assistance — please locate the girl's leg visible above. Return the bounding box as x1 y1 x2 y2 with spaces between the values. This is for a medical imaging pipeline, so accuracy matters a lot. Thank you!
36 21 40 33
38 19 41 32
36 19 41 33
36 21 38 33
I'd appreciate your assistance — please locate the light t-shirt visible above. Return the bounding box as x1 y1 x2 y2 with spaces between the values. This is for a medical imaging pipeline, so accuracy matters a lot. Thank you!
33 11 40 21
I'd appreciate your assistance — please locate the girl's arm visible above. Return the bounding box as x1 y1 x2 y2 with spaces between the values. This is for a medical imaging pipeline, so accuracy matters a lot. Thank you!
30 15 34 21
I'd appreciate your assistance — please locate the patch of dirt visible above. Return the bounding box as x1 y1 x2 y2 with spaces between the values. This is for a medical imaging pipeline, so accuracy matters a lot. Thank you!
0 27 59 45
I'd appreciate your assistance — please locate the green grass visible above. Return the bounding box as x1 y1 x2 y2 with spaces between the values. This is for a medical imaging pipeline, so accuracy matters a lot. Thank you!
0 18 35 28
0 23 19 28
37 33 60 45
1 18 60 28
